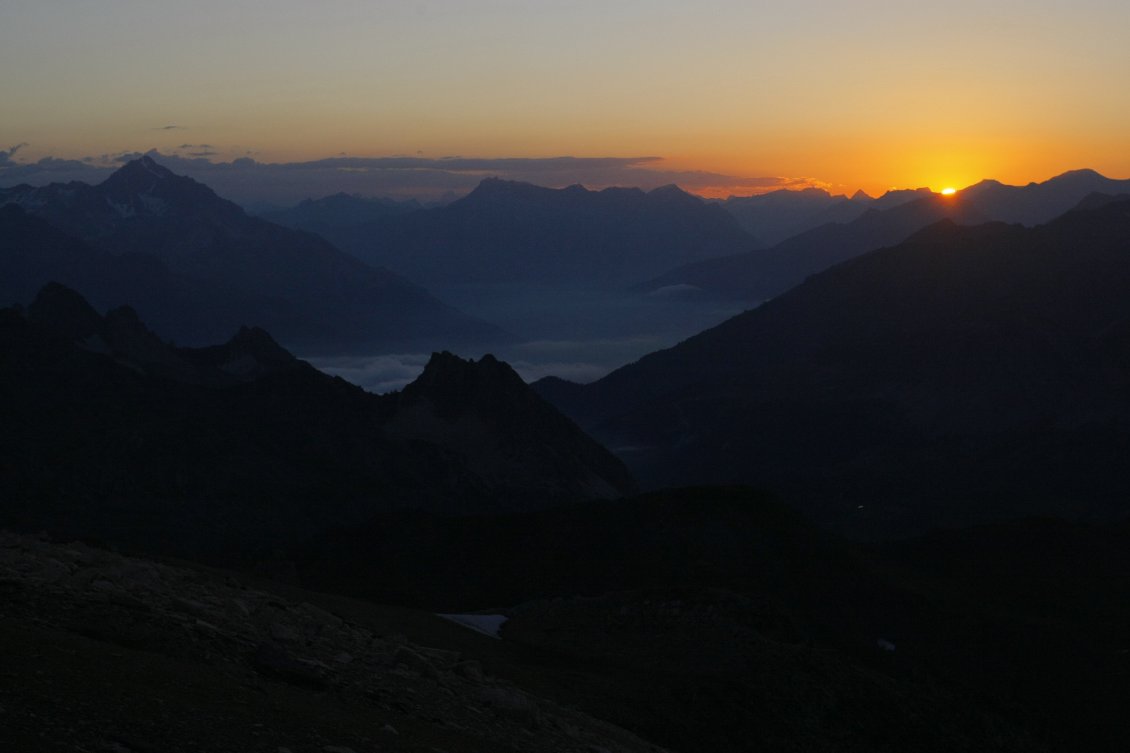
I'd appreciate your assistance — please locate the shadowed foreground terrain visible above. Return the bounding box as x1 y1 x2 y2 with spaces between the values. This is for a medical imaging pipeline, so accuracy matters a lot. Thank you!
0 530 660 753
3 272 1129 750
6 488 1129 752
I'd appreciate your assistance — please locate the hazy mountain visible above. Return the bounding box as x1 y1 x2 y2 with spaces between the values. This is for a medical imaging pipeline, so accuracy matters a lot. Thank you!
647 170 1130 303
320 178 758 287
644 191 990 301
0 204 187 324
961 168 1130 225
1073 190 1130 212
536 199 1130 538
717 186 932 246
0 284 633 558
259 192 423 234
0 157 504 352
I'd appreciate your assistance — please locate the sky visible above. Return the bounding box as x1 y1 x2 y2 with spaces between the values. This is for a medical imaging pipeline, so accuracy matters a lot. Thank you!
3 0 1129 200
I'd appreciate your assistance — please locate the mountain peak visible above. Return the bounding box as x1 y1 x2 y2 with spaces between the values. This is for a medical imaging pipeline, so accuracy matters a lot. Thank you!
401 351 536 419
1043 168 1108 189
94 153 244 224
225 325 295 365
392 351 637 500
104 155 177 186
648 184 694 199
27 282 103 340
411 351 520 394
1053 168 1103 180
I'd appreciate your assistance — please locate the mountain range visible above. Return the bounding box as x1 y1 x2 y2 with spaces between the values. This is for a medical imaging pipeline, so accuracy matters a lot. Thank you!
0 283 632 560
259 191 424 234
536 198 1130 538
6 165 1130 753
0 157 504 352
716 186 934 246
297 178 758 287
643 169 1130 302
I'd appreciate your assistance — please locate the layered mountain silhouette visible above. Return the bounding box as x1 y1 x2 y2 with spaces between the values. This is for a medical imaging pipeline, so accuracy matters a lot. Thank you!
311 178 758 287
0 284 633 559
260 192 423 235
717 186 933 246
644 192 991 301
536 199 1130 537
0 157 504 352
645 169 1130 302
961 168 1130 224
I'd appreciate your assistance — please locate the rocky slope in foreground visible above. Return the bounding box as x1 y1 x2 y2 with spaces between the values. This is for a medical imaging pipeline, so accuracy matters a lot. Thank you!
0 530 661 753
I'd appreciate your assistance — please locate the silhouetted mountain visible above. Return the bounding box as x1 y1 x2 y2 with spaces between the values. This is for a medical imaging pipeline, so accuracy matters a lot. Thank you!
0 157 504 352
320 178 758 287
0 204 189 324
644 192 990 300
6 290 1128 753
385 351 635 503
647 170 1130 302
537 199 1130 538
962 168 1130 225
0 284 633 559
260 192 423 234
1073 190 1130 212
717 186 930 246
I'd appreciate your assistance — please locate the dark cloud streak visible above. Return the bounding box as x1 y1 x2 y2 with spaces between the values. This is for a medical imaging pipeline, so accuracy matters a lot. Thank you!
0 148 827 207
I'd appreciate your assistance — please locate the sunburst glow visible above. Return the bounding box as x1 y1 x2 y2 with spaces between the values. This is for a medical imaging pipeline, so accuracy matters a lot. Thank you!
941 187 957 195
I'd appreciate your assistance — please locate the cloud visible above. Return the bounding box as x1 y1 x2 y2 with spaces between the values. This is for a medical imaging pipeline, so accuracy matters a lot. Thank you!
139 152 829 206
0 146 832 207
154 124 184 131
0 152 109 183
89 151 145 164
304 353 431 393
303 349 619 391
0 143 29 166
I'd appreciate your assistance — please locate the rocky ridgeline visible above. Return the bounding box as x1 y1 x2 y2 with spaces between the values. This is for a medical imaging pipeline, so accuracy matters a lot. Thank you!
0 531 664 753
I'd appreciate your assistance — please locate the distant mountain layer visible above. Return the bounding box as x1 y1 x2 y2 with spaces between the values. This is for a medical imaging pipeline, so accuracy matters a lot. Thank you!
645 192 991 300
962 168 1130 224
259 192 423 234
536 199 1130 538
312 178 759 287
646 169 1130 302
717 186 933 246
0 284 633 559
0 157 504 352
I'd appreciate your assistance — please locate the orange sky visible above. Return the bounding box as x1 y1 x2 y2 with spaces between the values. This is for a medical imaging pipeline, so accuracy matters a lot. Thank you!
2 1 1129 198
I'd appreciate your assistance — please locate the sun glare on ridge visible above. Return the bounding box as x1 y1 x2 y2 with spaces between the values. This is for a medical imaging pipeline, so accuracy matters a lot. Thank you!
940 187 957 195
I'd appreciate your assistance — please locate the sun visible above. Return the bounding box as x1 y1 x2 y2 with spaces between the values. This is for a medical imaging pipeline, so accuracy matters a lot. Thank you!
940 187 957 196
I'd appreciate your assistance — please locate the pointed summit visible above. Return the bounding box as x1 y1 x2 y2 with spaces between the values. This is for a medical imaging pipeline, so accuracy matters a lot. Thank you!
390 351 636 502
224 325 296 368
27 282 103 340
403 351 526 417
100 155 177 192
647 184 700 206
